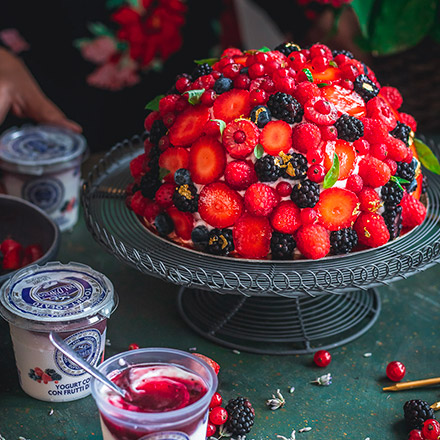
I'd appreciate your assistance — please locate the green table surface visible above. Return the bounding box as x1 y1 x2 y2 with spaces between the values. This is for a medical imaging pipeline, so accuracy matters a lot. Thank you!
1 156 440 440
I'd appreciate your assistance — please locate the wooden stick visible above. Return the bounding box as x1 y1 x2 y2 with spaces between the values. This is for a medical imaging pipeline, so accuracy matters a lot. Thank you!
383 377 440 391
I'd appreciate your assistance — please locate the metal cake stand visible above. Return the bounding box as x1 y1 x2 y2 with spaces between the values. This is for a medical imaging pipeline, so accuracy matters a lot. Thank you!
81 134 440 354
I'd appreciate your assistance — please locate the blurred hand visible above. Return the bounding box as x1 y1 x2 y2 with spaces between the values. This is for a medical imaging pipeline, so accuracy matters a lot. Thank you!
0 48 82 132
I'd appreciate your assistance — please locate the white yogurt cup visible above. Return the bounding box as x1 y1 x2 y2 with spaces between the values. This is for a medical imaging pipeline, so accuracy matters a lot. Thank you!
0 125 87 231
0 261 117 402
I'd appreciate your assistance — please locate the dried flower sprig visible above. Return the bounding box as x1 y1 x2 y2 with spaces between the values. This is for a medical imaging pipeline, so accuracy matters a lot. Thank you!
299 427 312 432
311 373 332 386
266 388 286 410
276 429 296 440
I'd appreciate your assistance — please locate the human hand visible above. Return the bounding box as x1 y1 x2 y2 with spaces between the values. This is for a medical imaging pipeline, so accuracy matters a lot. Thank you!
0 48 82 132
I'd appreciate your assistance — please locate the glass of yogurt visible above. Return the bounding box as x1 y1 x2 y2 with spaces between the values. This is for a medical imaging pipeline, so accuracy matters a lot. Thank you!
0 124 87 231
0 261 117 402
91 348 218 440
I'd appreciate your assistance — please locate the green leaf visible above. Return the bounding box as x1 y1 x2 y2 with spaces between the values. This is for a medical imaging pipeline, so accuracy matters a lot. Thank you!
328 60 338 68
87 22 114 38
256 46 271 52
159 168 170 181
211 119 226 136
194 58 218 66
302 68 314 83
390 175 409 191
350 0 376 38
317 83 329 88
414 138 440 175
183 88 205 105
254 144 264 159
323 153 340 189
145 95 164 111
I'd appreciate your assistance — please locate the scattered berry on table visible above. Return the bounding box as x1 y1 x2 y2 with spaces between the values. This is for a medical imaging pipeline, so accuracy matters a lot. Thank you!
206 422 217 437
209 406 228 425
408 429 424 440
404 399 435 430
386 360 406 382
313 350 332 367
209 392 223 409
422 419 440 440
225 397 255 436
128 343 139 350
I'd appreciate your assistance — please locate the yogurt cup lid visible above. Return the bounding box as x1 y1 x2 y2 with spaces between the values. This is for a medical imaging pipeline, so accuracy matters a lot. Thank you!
0 125 87 169
0 261 115 324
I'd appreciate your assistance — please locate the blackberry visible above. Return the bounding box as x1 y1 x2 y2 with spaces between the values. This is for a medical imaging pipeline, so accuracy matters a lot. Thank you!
148 145 161 168
332 49 354 59
225 397 255 436
290 179 320 208
154 212 174 236
270 232 296 259
173 183 198 212
191 226 209 250
213 77 233 94
254 155 282 182
390 121 411 146
382 205 402 241
273 41 300 56
330 228 358 255
404 399 435 430
278 152 308 180
149 119 168 146
335 114 364 142
381 181 404 206
174 168 192 185
353 74 379 102
140 172 161 199
267 92 303 124
396 161 416 182
250 105 272 128
206 228 234 256
191 62 212 80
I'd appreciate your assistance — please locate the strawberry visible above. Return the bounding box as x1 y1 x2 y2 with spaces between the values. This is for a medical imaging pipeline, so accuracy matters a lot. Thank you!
303 97 338 125
270 200 301 233
366 96 397 130
199 182 243 228
295 224 330 260
222 119 259 159
401 191 427 228
358 187 382 212
188 136 226 184
158 147 189 182
224 160 257 190
232 214 272 258
291 122 321 154
192 353 220 374
321 84 366 118
354 212 390 248
259 120 292 156
168 105 210 147
358 156 391 188
166 206 194 240
244 183 278 217
323 140 356 180
3 246 23 270
129 153 147 181
213 89 251 123
316 188 360 231
0 238 21 255
155 183 176 208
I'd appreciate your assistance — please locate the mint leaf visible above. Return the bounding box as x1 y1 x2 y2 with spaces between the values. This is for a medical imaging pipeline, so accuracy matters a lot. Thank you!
194 58 218 66
256 46 271 52
323 153 339 189
183 88 205 105
159 168 170 181
211 119 226 136
317 83 329 88
87 22 114 38
390 175 410 191
302 68 314 82
329 60 338 68
145 95 164 111
254 144 264 159
414 138 440 174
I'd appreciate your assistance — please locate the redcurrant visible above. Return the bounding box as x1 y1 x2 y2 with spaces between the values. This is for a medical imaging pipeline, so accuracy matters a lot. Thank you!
353 139 370 155
128 343 139 350
307 148 324 164
307 164 326 183
209 406 228 425
276 181 292 197
233 74 251 90
313 350 332 367
422 419 440 440
209 392 223 409
386 361 406 382
408 429 424 440
206 423 217 437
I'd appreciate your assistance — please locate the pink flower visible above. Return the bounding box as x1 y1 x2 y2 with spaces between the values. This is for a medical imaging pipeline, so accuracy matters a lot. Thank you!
80 36 117 65
0 28 30 53
86 61 140 91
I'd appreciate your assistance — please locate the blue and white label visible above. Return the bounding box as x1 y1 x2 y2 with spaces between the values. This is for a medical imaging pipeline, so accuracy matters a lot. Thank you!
139 432 190 440
54 329 102 376
22 177 64 213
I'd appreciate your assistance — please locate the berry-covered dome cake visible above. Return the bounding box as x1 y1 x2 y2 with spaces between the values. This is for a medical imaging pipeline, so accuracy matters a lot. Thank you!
126 42 430 260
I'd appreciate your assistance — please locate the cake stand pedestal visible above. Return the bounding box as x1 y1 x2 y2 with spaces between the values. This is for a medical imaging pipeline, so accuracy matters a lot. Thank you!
81 134 440 354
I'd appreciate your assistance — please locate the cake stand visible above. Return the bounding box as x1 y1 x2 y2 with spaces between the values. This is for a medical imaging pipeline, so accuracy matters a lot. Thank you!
81 134 440 354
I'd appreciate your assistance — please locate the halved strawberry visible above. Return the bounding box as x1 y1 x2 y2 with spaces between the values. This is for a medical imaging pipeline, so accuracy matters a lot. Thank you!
166 206 194 240
307 65 341 83
259 120 292 156
213 89 251 123
323 140 356 180
168 106 210 147
232 214 272 259
321 84 366 118
155 182 176 208
188 136 226 184
222 119 259 159
192 353 220 374
199 182 243 228
158 147 189 182
316 188 360 231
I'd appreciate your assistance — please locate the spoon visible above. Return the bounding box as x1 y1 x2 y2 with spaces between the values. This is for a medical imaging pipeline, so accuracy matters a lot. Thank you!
49 331 130 401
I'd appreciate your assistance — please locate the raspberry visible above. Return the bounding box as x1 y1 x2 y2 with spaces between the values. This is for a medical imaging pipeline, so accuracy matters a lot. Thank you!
304 97 339 125
154 182 175 208
385 136 408 161
144 110 160 131
369 142 388 160
366 96 397 130
291 122 321 154
292 81 321 105
296 224 330 260
399 112 417 132
233 214 272 258
346 175 363 193
158 94 179 116
244 183 278 216
224 160 258 190
353 139 370 155
354 212 390 248
384 158 397 175
401 192 427 228
360 117 388 143
358 187 382 212
380 86 403 110
129 153 147 181
270 200 301 233
358 156 391 188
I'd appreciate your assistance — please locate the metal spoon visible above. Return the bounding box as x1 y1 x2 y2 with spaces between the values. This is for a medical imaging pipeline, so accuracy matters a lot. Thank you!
49 331 130 401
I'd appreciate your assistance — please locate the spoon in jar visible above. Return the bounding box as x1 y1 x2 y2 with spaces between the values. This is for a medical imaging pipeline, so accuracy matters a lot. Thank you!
49 331 131 401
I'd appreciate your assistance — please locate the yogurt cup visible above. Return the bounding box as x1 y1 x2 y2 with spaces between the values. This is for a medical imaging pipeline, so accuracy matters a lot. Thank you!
0 261 117 402
91 348 218 440
0 125 87 231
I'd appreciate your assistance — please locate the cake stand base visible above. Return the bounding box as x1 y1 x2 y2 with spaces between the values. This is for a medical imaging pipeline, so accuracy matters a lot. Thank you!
177 287 381 355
